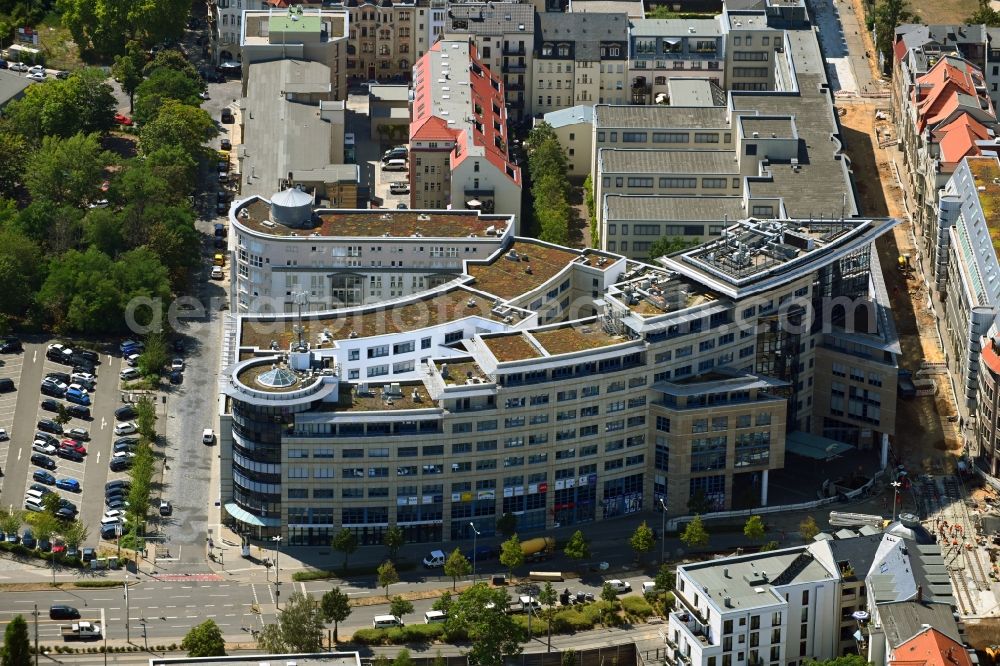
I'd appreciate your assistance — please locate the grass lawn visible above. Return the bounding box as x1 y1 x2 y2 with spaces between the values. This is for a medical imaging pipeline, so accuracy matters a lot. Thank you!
908 0 978 25
3 12 85 71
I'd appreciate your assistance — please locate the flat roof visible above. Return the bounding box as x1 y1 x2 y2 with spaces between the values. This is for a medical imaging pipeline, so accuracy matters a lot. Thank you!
317 382 434 412
468 240 581 301
680 547 834 611
241 60 337 199
600 148 738 174
740 116 796 139
629 18 722 37
238 288 503 348
482 333 543 362
444 3 536 36
604 194 747 222
531 323 628 355
595 104 730 129
567 0 644 19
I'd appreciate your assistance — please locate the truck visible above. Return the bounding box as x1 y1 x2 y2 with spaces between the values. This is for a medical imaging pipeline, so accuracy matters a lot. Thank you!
521 537 555 562
62 622 102 640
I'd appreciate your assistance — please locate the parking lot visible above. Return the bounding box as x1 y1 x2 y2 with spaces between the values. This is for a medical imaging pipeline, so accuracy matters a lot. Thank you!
345 93 410 209
0 341 133 550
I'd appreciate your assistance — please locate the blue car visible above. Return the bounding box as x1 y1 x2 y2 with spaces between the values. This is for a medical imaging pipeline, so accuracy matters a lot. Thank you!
65 389 90 406
32 470 55 485
55 478 80 492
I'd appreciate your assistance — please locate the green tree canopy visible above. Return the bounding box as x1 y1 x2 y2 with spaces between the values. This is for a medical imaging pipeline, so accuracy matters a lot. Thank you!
803 655 870 666
5 69 116 142
2 615 30 666
181 619 227 657
499 534 524 577
58 0 189 60
0 127 27 197
24 132 112 207
320 588 352 643
630 521 656 559
496 512 517 537
446 583 523 666
134 70 204 125
0 511 22 539
799 516 820 542
564 530 590 561
256 592 325 653
389 595 414 619
444 548 471 590
0 227 42 320
874 0 914 69
113 42 147 113
139 100 216 158
332 528 358 568
383 525 404 561
377 560 399 598
680 515 710 549
649 236 699 261
654 564 676 592
743 515 766 543
142 49 202 81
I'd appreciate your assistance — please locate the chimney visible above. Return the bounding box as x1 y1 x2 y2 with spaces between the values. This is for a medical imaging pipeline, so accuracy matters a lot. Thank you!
724 568 730 578
917 585 923 602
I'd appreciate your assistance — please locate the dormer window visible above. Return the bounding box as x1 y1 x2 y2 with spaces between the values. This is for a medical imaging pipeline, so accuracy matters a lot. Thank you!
542 44 553 56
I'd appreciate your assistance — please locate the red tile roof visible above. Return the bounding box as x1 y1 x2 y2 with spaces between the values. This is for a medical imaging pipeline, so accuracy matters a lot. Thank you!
890 628 972 666
936 113 993 165
913 56 991 133
893 38 909 63
982 335 1000 377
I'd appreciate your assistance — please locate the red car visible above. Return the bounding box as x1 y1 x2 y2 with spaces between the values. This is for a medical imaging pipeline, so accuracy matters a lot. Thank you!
114 113 133 126
51 542 66 555
60 439 86 455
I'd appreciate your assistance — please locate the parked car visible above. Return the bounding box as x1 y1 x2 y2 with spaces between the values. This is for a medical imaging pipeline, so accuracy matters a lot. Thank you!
65 389 90 406
220 138 232 150
105 480 131 493
120 368 140 381
56 448 83 463
37 419 62 435
66 427 90 441
211 266 223 279
109 457 132 472
40 399 59 412
114 113 133 126
169 370 183 384
21 530 36 549
113 440 137 454
66 404 91 420
605 579 632 594
30 453 56 470
46 372 71 384
0 378 12 393
71 373 96 388
115 406 137 421
29 483 53 496
60 440 86 455
32 441 56 455
55 478 81 492
114 421 137 436
77 349 99 364
159 500 172 516
0 337 22 353
119 340 144 354
32 470 55 485
26 71 45 81
203 429 215 444
8 62 28 72
55 507 77 521
171 358 184 371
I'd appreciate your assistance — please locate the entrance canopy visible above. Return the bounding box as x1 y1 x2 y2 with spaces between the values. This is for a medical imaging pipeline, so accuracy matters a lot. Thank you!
785 431 853 461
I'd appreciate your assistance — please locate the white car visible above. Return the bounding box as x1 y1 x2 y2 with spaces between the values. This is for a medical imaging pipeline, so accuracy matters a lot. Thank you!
210 266 223 280
606 579 632 594
202 429 215 444
126 353 141 367
171 358 184 371
67 383 89 394
26 72 46 82
27 65 44 74
9 62 27 72
114 422 137 436
0 428 8 441
100 513 124 526
111 450 135 459
120 368 139 381
32 441 56 454
71 372 96 385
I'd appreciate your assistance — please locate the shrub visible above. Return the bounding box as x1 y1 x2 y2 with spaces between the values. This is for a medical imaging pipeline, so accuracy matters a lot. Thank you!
399 624 445 643
621 596 654 620
351 629 387 645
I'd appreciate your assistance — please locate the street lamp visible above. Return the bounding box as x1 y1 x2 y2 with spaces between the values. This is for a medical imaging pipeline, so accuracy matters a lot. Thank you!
124 574 130 644
891 480 902 523
659 498 668 562
140 618 148 652
469 522 480 581
272 535 282 610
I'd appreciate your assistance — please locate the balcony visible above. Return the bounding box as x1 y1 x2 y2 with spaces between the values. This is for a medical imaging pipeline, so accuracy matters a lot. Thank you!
503 45 526 55
505 81 525 91
502 62 527 73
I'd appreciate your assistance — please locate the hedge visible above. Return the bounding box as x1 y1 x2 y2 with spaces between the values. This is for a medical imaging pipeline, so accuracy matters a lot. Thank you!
292 561 415 581
621 596 654 620
352 624 445 645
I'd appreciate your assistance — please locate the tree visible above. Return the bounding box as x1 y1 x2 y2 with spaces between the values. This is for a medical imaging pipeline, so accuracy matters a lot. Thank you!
24 133 111 207
58 0 190 61
499 534 524 578
563 530 590 561
383 525 404 561
562 650 578 666
113 42 147 113
799 516 820 542
256 592 325 653
62 521 89 551
378 560 399 598
600 582 619 605
432 591 453 613
496 512 517 537
760 541 779 552
26 512 59 545
583 174 598 248
0 511 21 541
394 649 415 666
139 332 169 380
181 619 226 657
538 582 557 650
0 128 27 197
140 99 217 159
5 69 116 142
630 521 655 560
649 236 699 261
332 528 358 568
743 515 766 544
320 588 351 643
967 0 1000 25
134 71 205 125
142 50 202 81
803 655 869 666
680 515 710 549
874 0 914 70
446 583 523 666
2 615 30 666
526 123 572 245
389 595 414 619
41 492 62 518
444 548 472 590
135 396 158 441
654 564 676 593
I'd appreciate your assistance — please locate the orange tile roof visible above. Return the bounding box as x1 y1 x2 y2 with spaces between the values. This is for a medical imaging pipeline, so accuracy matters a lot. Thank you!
411 115 457 142
890 628 972 666
913 57 990 133
893 38 908 63
936 113 992 165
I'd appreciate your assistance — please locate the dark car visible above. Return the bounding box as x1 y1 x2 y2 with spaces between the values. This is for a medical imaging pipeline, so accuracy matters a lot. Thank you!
35 432 57 445
115 405 137 421
113 440 136 454
30 453 56 470
40 399 59 413
105 479 131 492
29 483 53 495
21 530 36 549
100 524 120 540
169 370 183 384
40 382 65 398
77 349 99 364
0 378 13 393
55 507 77 521
49 606 80 620
32 470 55 485
109 457 132 472
0 337 21 353
37 419 62 435
57 499 78 513
70 357 95 372
221 109 234 123
66 405 91 420
46 372 71 384
56 448 83 463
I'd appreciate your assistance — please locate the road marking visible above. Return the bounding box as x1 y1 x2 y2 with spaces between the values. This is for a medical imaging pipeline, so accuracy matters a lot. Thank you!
32 350 36 363
300 582 306 595
100 417 106 430
16 448 20 461
96 452 100 464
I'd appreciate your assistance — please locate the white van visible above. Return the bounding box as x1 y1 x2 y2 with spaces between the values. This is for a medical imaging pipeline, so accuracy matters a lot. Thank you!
24 489 44 502
24 497 43 512
382 158 407 172
373 614 403 629
424 610 447 624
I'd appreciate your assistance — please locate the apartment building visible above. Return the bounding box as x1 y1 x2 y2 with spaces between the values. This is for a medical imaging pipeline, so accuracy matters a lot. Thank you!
931 157 1000 411
408 41 521 217
627 18 725 104
239 59 357 201
219 204 899 543
890 24 993 110
229 196 516 312
321 0 432 84
976 332 1000 474
667 546 840 666
895 55 996 262
207 0 259 63
581 17 855 258
443 2 535 122
722 9 786 92
543 105 594 175
532 12 629 116
240 7 349 100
